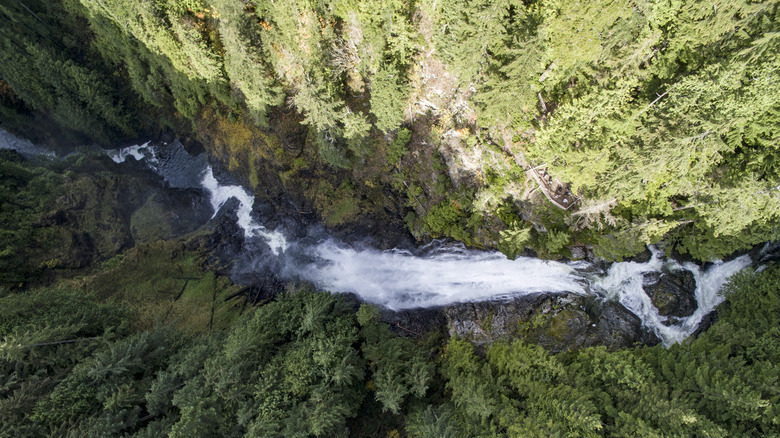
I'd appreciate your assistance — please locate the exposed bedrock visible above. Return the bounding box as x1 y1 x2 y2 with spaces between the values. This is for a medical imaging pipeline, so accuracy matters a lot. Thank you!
437 294 661 352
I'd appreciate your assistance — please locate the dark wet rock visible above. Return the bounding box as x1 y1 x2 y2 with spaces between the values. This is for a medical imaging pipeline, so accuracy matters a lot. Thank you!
150 141 209 189
627 248 653 264
692 310 719 338
443 294 548 345
332 213 417 251
752 240 780 265
443 294 659 352
36 209 69 227
1 150 198 286
527 296 660 352
229 237 286 290
269 105 308 154
595 300 661 347
210 199 244 237
196 198 245 273
568 256 611 278
564 246 612 274
226 274 286 306
642 268 697 318
569 246 588 261
382 307 449 339
57 232 95 269
208 158 242 187
37 169 152 273
669 245 708 267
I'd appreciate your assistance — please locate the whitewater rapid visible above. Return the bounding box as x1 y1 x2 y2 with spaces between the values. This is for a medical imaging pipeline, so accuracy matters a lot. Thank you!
594 248 752 344
297 241 587 309
108 141 759 345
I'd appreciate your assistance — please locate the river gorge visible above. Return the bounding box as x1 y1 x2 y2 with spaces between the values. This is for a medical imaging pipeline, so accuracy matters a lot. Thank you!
96 137 770 348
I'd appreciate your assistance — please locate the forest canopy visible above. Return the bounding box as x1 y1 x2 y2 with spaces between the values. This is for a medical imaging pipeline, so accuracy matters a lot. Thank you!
1 264 779 436
1 1 780 436
0 0 778 259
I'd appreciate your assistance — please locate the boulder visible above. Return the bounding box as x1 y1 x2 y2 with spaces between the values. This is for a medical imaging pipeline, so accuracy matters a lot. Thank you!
691 310 719 338
752 240 780 264
193 197 245 273
642 268 697 319
444 294 549 346
382 307 449 339
627 248 653 264
443 293 660 352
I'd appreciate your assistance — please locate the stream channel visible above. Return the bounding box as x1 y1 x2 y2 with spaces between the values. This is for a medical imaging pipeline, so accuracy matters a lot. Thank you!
3 130 771 346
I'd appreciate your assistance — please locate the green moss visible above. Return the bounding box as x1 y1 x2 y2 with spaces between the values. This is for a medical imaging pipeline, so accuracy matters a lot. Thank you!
130 194 176 242
248 155 260 188
325 198 361 227
307 180 363 227
481 312 494 334
99 253 126 271
546 310 577 341
0 153 159 285
73 240 241 333
279 156 309 187
516 309 581 348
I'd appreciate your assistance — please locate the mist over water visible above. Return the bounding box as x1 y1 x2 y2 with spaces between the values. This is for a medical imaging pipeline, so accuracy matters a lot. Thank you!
295 241 587 309
0 128 54 157
104 141 763 345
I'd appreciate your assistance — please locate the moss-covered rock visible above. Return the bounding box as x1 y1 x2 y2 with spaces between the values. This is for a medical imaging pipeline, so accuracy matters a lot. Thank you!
443 294 660 352
65 238 242 333
642 269 697 319
0 149 218 287
130 189 212 242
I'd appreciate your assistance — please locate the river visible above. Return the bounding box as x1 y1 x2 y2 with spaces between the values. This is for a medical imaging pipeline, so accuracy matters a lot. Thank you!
104 140 761 346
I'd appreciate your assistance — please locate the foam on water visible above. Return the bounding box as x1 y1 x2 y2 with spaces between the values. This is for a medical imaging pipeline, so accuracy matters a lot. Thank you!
200 167 287 255
594 248 752 345
679 256 753 337
298 240 586 310
108 142 154 163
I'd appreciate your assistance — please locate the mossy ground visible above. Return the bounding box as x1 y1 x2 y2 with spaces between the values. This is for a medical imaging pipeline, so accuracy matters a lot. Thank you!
62 240 242 333
130 194 177 242
1 151 242 334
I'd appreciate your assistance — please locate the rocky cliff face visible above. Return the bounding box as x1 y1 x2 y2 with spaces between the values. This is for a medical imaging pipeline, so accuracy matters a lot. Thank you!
0 145 231 288
443 293 661 352
193 110 417 252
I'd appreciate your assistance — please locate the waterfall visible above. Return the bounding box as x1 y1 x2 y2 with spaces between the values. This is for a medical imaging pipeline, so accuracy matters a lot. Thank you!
295 240 586 309
105 142 764 345
200 167 288 255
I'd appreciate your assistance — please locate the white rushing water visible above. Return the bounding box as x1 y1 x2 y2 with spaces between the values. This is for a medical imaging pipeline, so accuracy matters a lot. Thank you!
108 142 153 163
594 247 752 345
188 159 753 344
107 141 759 345
200 167 288 255
297 241 586 310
